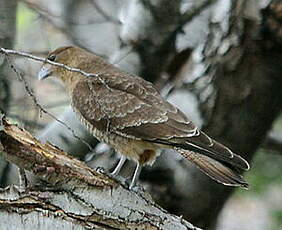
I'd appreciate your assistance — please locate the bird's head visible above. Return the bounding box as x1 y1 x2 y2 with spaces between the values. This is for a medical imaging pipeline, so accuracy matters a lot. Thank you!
38 46 104 90
38 46 75 80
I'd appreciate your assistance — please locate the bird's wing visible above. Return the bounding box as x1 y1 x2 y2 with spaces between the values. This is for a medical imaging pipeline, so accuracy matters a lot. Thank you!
71 74 249 171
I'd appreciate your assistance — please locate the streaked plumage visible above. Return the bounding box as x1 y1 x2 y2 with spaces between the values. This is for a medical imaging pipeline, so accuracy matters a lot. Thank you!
38 46 250 189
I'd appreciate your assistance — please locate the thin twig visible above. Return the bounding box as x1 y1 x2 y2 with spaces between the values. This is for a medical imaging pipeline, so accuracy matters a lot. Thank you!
0 47 99 78
1 48 94 151
180 0 216 27
10 100 69 110
0 47 111 89
90 0 121 24
24 0 114 27
111 47 134 66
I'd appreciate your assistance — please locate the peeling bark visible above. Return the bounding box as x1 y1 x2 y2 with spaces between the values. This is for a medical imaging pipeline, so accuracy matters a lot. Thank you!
0 116 200 230
21 1 282 229
149 0 282 228
120 0 181 83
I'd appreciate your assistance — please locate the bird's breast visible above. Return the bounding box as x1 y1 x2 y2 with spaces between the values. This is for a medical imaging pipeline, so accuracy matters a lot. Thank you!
74 109 115 144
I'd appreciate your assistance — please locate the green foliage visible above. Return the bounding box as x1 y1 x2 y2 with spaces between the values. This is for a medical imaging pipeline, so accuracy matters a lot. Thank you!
244 151 282 194
271 210 282 230
236 150 282 229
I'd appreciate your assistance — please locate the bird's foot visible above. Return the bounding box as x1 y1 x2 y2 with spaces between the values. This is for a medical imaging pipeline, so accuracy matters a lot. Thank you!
96 166 127 186
95 166 106 174
128 182 147 196
129 182 142 191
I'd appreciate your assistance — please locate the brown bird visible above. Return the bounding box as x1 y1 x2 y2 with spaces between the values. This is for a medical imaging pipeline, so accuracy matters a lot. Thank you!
38 46 250 189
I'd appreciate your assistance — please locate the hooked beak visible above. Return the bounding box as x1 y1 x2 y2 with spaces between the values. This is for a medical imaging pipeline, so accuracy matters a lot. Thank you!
38 65 52 80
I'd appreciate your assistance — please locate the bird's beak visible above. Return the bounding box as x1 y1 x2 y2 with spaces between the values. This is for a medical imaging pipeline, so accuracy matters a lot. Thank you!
38 65 51 80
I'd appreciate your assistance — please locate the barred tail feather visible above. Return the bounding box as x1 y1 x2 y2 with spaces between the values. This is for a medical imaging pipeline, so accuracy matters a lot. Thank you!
177 148 249 188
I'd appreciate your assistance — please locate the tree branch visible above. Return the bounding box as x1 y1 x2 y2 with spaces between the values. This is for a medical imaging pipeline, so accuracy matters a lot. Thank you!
0 115 200 230
0 47 100 78
89 0 121 24
179 0 216 27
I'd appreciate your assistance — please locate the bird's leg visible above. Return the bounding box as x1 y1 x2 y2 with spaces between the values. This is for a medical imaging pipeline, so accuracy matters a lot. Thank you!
129 163 142 190
18 168 29 190
111 155 126 176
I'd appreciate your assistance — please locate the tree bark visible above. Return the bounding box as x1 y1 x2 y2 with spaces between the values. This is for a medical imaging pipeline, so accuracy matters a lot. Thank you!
20 0 282 229
0 116 200 230
148 0 282 229
0 0 17 187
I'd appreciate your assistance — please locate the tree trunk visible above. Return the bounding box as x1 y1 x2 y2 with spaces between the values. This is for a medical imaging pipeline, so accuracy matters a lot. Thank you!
146 0 282 228
16 0 282 229
0 0 17 187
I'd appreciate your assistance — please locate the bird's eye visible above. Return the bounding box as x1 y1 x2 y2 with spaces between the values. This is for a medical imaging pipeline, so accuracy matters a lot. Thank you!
47 54 56 62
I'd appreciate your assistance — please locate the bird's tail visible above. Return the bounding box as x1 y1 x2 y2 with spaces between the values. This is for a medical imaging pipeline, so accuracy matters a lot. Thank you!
176 148 249 188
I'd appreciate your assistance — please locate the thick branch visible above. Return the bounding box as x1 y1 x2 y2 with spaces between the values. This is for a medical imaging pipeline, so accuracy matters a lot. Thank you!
0 116 200 230
119 0 181 83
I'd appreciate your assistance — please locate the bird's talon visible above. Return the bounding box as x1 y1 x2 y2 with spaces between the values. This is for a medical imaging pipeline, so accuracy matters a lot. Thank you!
96 167 105 174
129 183 144 192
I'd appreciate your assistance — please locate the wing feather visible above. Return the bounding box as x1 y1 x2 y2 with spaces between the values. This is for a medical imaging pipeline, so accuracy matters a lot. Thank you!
71 74 249 172
177 149 249 188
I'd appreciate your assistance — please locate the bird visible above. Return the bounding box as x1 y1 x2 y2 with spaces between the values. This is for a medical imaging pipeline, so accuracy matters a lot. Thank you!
38 46 250 189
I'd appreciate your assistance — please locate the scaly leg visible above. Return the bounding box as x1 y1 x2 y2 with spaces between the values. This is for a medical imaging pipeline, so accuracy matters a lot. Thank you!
111 155 126 176
129 163 142 189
